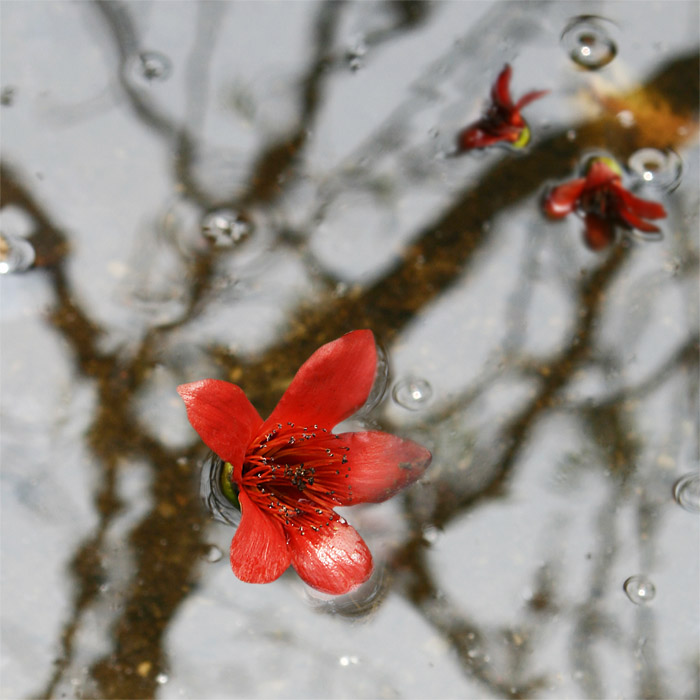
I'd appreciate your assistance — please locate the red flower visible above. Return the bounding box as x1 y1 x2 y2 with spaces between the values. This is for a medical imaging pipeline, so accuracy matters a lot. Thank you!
457 63 549 151
178 330 431 595
543 156 667 250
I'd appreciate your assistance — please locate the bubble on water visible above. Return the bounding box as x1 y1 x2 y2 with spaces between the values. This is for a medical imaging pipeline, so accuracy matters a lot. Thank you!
392 377 433 410
200 453 241 527
133 51 172 82
202 544 224 563
0 233 35 274
423 525 440 544
339 655 359 666
672 472 700 513
155 673 168 685
628 148 683 192
561 16 617 70
623 575 656 604
201 209 251 248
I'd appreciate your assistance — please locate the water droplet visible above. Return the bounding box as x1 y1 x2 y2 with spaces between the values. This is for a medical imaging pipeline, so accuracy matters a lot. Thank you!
561 16 617 70
0 233 35 274
200 453 241 527
423 526 440 544
134 51 172 82
628 148 683 192
673 472 700 513
623 575 656 604
392 377 433 410
201 209 251 248
345 37 367 72
155 673 168 685
202 544 223 563
339 655 359 666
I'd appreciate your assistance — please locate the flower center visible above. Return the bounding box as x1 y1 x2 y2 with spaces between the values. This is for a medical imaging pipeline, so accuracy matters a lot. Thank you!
238 422 352 534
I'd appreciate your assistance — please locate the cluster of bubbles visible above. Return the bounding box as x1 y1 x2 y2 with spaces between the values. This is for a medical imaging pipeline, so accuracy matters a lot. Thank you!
201 209 252 248
561 16 618 70
0 233 35 274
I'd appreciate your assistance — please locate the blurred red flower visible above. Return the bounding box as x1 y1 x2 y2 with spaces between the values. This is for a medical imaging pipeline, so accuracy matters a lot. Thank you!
543 156 667 250
178 330 431 595
457 63 548 151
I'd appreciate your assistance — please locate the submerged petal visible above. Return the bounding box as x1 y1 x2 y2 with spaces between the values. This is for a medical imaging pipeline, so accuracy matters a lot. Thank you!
514 88 549 111
612 183 667 222
178 380 262 466
289 520 372 595
583 213 616 250
265 330 378 432
229 489 292 584
333 431 432 505
544 179 586 218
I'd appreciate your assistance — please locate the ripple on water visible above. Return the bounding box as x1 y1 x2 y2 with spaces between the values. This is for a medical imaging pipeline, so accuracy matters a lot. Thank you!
628 148 683 192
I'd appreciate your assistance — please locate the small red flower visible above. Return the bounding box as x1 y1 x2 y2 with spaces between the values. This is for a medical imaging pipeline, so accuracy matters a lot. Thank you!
457 63 548 151
178 330 431 595
543 156 667 250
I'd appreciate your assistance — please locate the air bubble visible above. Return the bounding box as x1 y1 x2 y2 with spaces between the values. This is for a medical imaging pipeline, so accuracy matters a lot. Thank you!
201 209 251 248
202 544 224 563
628 148 683 192
392 377 433 410
339 655 359 666
0 233 35 274
561 16 617 70
200 453 241 527
155 673 168 685
672 472 700 513
133 51 172 82
623 575 656 604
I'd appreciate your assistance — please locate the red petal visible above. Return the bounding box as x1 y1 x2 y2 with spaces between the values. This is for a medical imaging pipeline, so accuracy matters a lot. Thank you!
544 179 586 218
583 214 616 250
491 64 513 108
333 431 432 505
229 489 291 584
514 88 549 111
177 380 262 466
289 520 373 595
585 159 620 189
264 330 378 432
612 183 667 221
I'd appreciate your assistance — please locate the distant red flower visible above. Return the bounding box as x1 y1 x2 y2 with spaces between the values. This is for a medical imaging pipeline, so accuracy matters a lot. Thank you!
178 330 431 595
457 63 549 151
543 156 667 250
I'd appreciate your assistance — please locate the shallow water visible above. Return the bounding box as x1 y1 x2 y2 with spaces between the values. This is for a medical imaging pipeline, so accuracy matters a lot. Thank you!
1 2 699 699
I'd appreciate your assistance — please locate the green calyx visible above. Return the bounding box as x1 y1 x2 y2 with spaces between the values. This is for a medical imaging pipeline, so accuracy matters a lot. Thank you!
586 155 623 177
221 461 240 509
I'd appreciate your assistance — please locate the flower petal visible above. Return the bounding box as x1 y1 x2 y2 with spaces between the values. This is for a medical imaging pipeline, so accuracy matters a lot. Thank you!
333 431 432 505
612 183 667 222
583 213 616 250
491 64 514 108
514 88 549 111
289 520 373 595
585 159 620 189
265 330 378 431
543 179 586 218
229 489 291 584
177 380 262 466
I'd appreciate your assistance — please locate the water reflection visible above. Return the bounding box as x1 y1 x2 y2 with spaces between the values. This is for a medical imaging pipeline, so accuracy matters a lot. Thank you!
1 1 698 699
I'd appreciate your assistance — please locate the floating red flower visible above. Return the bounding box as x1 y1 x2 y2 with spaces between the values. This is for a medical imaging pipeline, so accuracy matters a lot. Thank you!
543 156 667 250
457 63 549 151
178 330 431 595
